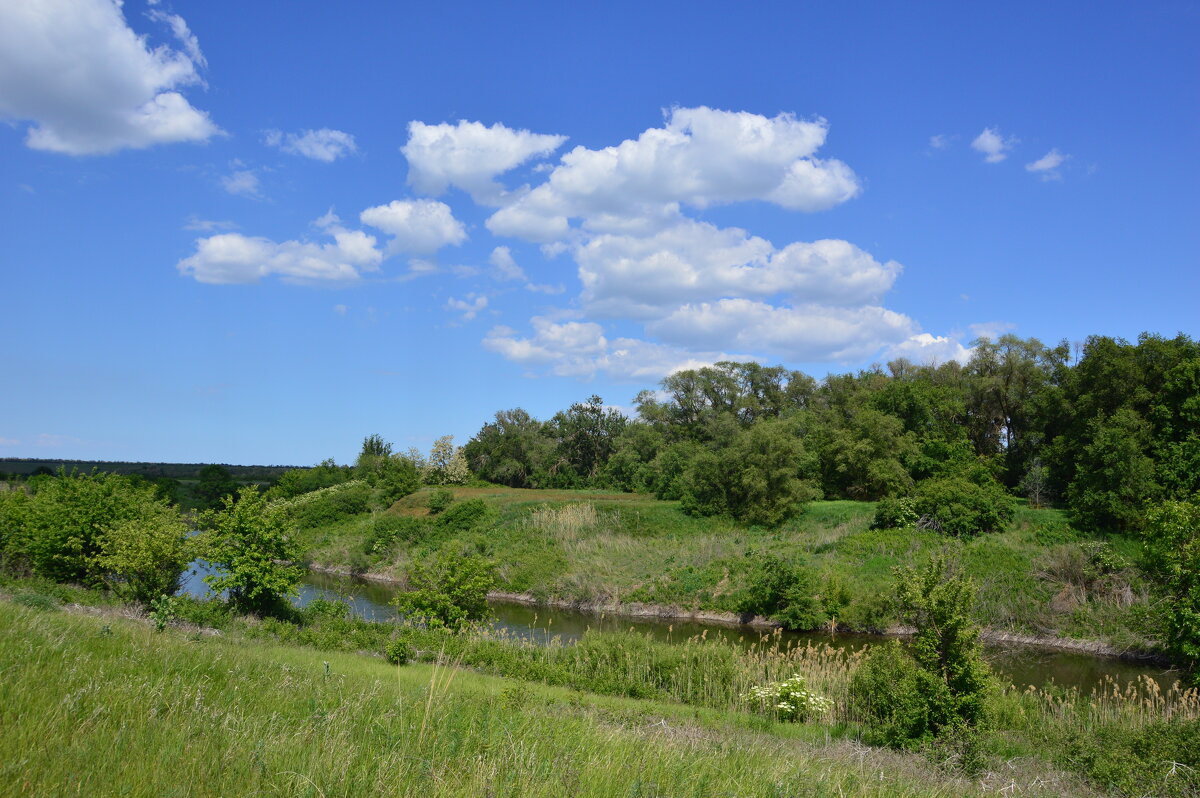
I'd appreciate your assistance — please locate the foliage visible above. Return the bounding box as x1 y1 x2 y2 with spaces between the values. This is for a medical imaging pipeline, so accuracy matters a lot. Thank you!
284 481 373 528
433 498 495 535
392 549 495 630
11 470 187 588
1141 498 1200 668
427 488 454 514
364 515 428 555
1067 408 1159 532
743 673 833 722
148 594 178 632
423 435 471 485
268 459 353 500
893 556 993 728
681 420 820 526
92 504 192 603
383 637 412 665
871 496 918 530
849 641 953 747
200 486 303 614
910 476 1015 536
195 464 239 510
737 553 826 630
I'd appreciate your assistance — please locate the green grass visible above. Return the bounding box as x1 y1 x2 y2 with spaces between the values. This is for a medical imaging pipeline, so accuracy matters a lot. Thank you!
301 487 1165 651
1 599 1097 798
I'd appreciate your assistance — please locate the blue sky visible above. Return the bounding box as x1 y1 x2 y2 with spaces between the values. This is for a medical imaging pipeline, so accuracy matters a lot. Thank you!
1 0 1197 466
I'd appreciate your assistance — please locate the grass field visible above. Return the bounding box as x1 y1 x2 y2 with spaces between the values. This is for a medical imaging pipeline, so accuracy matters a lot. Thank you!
0 599 1083 798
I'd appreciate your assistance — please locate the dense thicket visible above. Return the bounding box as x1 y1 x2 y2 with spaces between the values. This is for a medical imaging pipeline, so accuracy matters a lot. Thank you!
463 333 1200 530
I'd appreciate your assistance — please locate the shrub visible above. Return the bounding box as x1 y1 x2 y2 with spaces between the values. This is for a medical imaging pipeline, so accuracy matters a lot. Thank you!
737 554 827 630
92 508 192 604
199 487 303 614
850 641 954 747
302 598 351 622
384 638 412 665
433 499 495 535
392 549 495 630
286 481 372 529
364 515 428 556
1141 497 1200 668
426 489 454 515
871 496 918 530
148 594 179 632
911 476 1015 536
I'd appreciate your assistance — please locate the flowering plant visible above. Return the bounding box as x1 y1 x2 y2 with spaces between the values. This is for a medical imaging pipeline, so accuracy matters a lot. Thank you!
743 673 833 722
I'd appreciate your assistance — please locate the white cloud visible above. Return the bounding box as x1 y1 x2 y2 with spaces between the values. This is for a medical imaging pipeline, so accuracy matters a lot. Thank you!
886 333 974 365
645 299 915 362
359 199 467 254
333 304 348 316
183 215 236 232
1025 149 1069 180
929 134 950 149
486 106 860 242
264 128 357 162
221 169 262 198
177 219 382 285
0 0 220 154
968 321 1016 340
575 220 900 319
148 10 206 69
489 246 527 282
483 316 745 380
402 120 567 203
971 127 1018 163
446 293 489 321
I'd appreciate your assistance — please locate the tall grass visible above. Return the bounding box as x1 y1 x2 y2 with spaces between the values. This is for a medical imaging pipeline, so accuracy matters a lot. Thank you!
2 601 1073 797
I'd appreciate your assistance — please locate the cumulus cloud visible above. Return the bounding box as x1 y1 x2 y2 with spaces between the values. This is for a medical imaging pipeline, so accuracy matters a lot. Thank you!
645 300 915 362
886 333 974 365
575 220 900 318
402 120 567 203
264 128 357 162
485 106 860 242
489 246 527 282
1025 149 1069 180
0 0 220 154
359 199 467 254
971 127 1017 163
483 316 745 380
221 169 262 198
177 218 382 284
446 293 489 321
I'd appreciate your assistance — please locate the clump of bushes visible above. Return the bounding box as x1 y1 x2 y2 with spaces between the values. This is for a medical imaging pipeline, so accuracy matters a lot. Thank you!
910 476 1015 536
426 488 454 515
849 556 995 755
737 553 827 630
364 515 428 556
283 481 372 529
433 499 495 535
871 496 918 530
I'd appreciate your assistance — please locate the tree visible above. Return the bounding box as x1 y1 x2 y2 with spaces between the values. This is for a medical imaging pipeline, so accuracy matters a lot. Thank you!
1141 498 1200 669
911 475 1015 536
200 486 302 614
1067 408 1159 532
424 435 470 485
463 408 551 488
195 464 238 510
92 506 192 604
392 549 495 630
545 395 627 484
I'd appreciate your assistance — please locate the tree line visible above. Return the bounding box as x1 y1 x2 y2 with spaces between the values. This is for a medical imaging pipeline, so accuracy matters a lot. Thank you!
463 332 1200 533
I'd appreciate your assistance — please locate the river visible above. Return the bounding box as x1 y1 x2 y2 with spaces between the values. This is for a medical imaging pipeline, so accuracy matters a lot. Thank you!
178 562 1182 694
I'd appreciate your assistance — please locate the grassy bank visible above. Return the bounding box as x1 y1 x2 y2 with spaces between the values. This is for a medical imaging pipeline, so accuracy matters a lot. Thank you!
0 598 1076 798
299 487 1163 652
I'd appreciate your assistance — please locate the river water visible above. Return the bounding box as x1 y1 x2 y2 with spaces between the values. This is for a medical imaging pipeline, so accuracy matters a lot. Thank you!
178 563 1181 694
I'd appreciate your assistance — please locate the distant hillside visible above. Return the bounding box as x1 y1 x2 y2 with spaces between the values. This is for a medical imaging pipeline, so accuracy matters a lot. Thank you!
0 458 301 482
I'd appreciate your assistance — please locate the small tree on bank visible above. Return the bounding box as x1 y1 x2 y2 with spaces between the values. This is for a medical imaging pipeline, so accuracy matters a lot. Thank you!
201 486 302 614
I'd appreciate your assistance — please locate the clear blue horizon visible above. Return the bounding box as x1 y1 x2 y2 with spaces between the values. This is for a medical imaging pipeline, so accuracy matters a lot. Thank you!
2 1 1197 466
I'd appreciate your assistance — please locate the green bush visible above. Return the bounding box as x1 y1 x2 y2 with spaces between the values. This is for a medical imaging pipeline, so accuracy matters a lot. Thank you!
426 489 454 514
286 482 372 529
911 476 1015 536
737 554 827 630
849 641 954 746
1055 718 1200 798
392 549 495 630
364 515 428 556
199 487 303 614
871 496 918 530
433 499 495 535
383 638 412 665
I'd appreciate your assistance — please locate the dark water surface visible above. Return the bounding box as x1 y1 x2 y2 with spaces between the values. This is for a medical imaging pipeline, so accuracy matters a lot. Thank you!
179 564 1181 694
